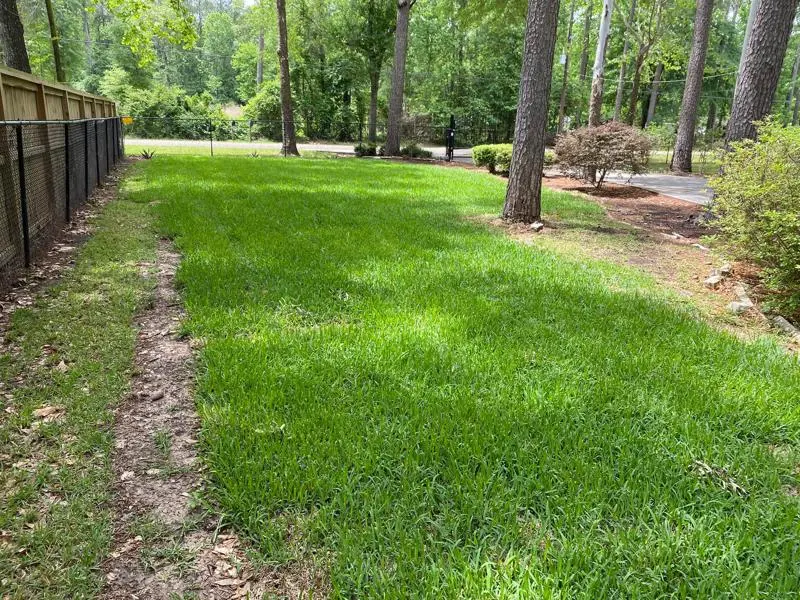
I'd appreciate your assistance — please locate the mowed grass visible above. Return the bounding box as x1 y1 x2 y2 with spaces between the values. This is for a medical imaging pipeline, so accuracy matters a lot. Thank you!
131 155 800 598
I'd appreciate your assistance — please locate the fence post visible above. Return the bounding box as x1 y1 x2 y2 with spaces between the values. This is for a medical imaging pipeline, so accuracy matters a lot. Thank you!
84 120 89 201
105 118 111 172
95 120 100 185
209 120 214 157
64 123 71 221
15 125 30 267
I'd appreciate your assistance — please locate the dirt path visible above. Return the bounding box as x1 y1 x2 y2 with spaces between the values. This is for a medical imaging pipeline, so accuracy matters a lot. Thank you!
103 241 323 599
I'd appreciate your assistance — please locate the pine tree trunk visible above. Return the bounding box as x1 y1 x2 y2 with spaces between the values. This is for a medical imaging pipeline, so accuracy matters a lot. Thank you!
0 0 31 72
503 0 561 223
276 0 299 155
368 69 380 143
257 28 265 86
736 0 760 89
672 0 714 172
727 0 800 143
613 0 636 121
588 0 614 127
44 0 66 82
386 0 414 156
557 0 577 133
644 62 663 127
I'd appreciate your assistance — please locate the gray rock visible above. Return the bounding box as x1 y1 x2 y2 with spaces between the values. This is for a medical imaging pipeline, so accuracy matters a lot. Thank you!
732 284 750 302
719 263 733 275
704 275 724 289
530 221 544 232
728 300 754 314
772 316 800 340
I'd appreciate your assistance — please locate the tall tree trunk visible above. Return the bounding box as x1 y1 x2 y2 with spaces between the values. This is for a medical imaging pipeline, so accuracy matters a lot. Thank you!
588 0 614 127
625 48 647 125
44 0 66 82
276 0 299 155
503 0 561 222
256 28 265 86
613 0 637 120
672 0 714 172
0 0 31 72
557 0 577 133
726 0 800 143
736 0 761 89
82 0 92 71
575 1 593 125
386 0 414 156
644 62 663 127
784 39 800 121
579 1 593 81
368 68 380 143
706 101 717 133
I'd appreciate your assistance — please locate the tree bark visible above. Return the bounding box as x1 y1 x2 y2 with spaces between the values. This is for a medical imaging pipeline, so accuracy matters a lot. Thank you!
385 0 414 156
671 0 714 173
644 61 663 127
44 0 66 82
735 0 760 89
613 0 637 121
726 0 800 143
257 28 265 86
0 0 31 72
503 0 561 222
557 0 577 133
368 68 380 143
588 0 614 127
276 0 299 155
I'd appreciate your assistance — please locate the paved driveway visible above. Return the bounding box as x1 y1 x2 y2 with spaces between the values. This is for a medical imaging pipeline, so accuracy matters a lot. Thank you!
602 172 712 205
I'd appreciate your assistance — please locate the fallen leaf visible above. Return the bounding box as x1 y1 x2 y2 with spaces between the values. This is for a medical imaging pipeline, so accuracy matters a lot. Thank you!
32 405 65 420
120 471 135 482
214 578 240 587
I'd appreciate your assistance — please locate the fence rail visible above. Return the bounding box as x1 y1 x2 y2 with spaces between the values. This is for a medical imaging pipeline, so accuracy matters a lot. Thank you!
0 117 123 290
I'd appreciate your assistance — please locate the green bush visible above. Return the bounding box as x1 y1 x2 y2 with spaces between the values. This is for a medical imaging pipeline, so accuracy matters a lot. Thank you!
472 144 512 173
243 81 283 141
354 142 377 157
400 143 433 159
555 122 651 188
544 148 556 166
494 145 513 174
709 120 800 316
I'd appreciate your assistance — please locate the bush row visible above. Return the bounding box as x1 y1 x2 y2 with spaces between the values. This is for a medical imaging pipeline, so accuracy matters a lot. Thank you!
472 144 556 174
353 143 433 159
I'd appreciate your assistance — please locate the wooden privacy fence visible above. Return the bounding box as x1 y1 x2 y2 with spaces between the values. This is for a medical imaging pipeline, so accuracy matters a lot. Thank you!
0 65 116 120
0 67 120 290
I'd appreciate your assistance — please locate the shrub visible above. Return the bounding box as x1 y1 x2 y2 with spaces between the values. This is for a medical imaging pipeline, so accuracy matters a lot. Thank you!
555 122 651 188
494 145 513 174
709 120 800 316
400 143 433 159
243 81 283 141
354 143 377 157
472 144 513 173
544 148 556 167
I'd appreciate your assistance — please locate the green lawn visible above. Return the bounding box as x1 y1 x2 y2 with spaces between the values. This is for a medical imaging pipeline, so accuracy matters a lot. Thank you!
127 155 800 598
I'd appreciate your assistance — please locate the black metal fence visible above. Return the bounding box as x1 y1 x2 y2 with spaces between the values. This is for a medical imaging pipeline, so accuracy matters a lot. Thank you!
0 117 123 289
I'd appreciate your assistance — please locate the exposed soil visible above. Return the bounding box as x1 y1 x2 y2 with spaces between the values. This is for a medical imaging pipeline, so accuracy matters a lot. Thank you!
102 240 329 599
542 175 711 240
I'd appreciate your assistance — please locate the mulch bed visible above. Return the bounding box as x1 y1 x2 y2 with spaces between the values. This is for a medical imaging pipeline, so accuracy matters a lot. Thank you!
542 175 712 240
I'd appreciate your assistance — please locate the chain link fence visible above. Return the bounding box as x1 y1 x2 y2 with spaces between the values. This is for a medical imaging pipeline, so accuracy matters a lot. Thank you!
0 117 123 290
